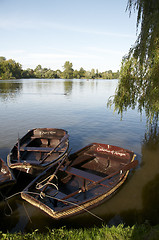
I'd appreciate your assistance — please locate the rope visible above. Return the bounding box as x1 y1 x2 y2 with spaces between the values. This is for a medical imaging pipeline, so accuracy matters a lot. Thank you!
0 191 13 216
23 202 32 223
2 189 104 221
3 191 23 216
26 191 104 222
35 175 59 199
3 191 32 222
36 175 59 199
36 175 58 190
5 191 21 200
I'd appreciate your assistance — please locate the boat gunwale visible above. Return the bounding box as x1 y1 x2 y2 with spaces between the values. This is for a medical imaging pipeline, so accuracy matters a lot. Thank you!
7 128 69 172
21 169 129 220
21 143 136 220
0 158 16 190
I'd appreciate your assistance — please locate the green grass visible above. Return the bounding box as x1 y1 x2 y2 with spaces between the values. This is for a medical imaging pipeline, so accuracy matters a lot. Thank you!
1 224 159 240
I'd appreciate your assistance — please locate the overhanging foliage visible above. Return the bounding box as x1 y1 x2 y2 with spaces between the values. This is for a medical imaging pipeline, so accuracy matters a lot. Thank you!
108 0 159 124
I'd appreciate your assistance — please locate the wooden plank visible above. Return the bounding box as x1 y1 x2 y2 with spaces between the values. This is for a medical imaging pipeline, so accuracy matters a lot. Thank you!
62 166 103 183
55 191 77 203
69 154 95 167
86 159 138 189
30 136 62 140
20 147 56 152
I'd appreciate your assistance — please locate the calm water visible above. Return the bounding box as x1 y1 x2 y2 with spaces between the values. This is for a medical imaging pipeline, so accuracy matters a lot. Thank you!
0 78 159 232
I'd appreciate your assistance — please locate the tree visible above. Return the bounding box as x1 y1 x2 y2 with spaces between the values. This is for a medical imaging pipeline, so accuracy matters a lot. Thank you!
90 69 96 79
84 71 91 79
73 70 80 79
7 59 22 79
108 0 159 123
0 57 6 63
62 61 74 79
112 70 120 79
22 68 35 78
44 69 58 79
0 57 119 80
73 67 86 79
55 69 62 78
0 58 22 79
34 65 43 78
78 67 86 78
127 0 159 64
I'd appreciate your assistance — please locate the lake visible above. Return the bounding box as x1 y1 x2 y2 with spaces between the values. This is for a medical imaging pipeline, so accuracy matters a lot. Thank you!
0 78 159 232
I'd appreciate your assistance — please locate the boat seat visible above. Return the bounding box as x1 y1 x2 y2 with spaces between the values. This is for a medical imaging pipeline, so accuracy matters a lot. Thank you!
56 191 78 203
60 166 111 189
62 166 103 183
21 160 41 165
45 188 78 204
20 147 58 152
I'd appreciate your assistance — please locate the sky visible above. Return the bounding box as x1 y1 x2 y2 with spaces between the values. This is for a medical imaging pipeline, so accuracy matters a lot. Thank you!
0 0 138 72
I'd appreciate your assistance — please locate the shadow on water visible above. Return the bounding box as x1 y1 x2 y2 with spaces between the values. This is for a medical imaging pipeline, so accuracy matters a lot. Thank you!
104 123 159 227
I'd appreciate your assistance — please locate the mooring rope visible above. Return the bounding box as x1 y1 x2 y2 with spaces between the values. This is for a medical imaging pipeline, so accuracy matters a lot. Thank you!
26 191 104 221
23 202 32 223
0 191 13 216
3 189 104 221
5 191 21 200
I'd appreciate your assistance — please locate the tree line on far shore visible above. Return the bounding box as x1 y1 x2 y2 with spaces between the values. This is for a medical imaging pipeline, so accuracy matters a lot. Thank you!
0 57 119 80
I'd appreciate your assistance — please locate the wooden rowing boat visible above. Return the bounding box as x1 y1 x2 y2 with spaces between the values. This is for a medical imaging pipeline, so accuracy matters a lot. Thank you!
21 143 138 220
7 128 69 176
0 158 16 199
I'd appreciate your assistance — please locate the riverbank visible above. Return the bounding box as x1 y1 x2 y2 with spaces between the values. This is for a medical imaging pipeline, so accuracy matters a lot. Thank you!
1 224 159 240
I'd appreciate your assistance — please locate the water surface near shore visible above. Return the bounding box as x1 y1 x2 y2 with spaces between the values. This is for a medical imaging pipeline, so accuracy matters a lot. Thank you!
0 79 158 232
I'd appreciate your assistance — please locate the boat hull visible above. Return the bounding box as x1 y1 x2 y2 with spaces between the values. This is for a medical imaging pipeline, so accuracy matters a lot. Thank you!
7 128 69 176
21 143 137 220
0 158 16 198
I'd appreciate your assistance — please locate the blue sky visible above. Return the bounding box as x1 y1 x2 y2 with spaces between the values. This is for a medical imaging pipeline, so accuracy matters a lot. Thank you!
0 0 138 72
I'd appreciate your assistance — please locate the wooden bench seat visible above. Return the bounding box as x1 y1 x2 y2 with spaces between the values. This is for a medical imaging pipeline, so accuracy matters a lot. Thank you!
31 136 63 140
61 166 103 183
55 191 77 203
20 147 57 152
60 166 112 189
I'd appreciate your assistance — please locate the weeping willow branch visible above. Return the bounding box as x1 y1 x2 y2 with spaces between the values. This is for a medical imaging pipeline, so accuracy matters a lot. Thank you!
108 0 159 125
127 0 159 64
107 52 159 123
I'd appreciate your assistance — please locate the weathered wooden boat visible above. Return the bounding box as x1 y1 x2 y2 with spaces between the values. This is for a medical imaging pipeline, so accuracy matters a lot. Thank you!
21 143 138 220
0 158 16 199
7 128 69 176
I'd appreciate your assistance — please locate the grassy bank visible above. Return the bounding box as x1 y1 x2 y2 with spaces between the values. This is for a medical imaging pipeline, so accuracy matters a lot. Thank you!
1 224 159 240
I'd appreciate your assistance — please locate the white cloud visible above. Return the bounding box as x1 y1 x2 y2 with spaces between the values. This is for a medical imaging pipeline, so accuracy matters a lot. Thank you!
87 46 125 55
28 51 99 60
0 18 136 40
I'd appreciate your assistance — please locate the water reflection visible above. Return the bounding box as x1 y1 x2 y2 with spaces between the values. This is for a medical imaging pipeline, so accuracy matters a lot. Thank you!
0 81 22 101
0 79 159 232
97 125 159 226
142 173 159 225
63 80 73 95
143 121 159 150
